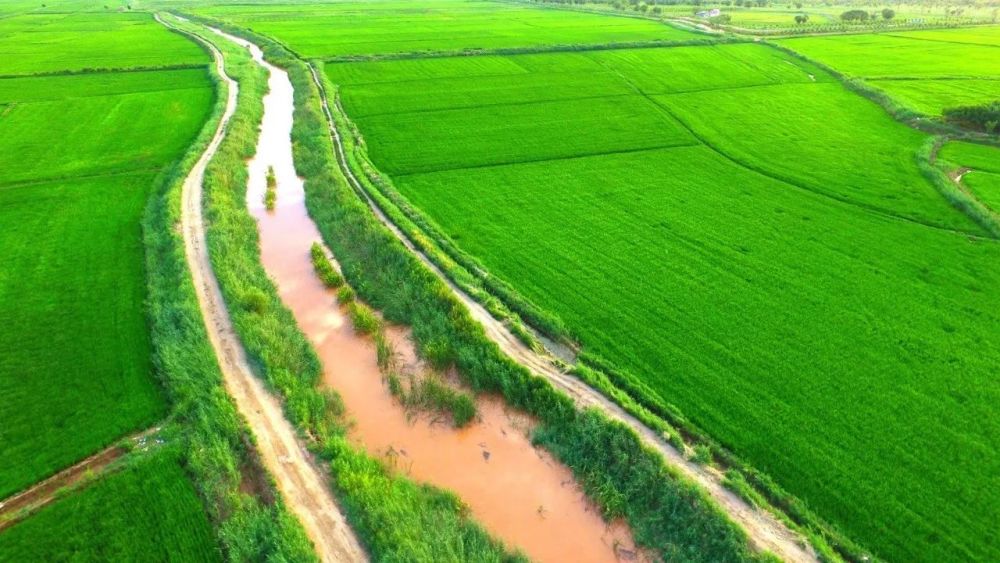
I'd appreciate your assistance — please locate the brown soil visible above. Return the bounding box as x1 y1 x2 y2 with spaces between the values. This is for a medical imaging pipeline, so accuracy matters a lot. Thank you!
158 15 367 562
310 65 820 562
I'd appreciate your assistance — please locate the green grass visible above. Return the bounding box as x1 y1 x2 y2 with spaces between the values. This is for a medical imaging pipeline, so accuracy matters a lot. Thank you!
940 141 1000 211
0 174 166 499
0 12 207 75
940 140 1000 173
195 0 697 58
866 78 1000 116
659 81 979 231
329 42 1000 562
0 25 213 500
777 28 1000 114
0 74 213 184
0 450 221 562
0 68 212 103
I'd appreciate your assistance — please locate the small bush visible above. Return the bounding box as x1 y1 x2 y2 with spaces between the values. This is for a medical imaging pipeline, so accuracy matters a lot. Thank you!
336 285 355 304
309 242 343 288
264 166 277 211
691 444 713 465
349 302 381 335
420 336 455 371
241 287 269 314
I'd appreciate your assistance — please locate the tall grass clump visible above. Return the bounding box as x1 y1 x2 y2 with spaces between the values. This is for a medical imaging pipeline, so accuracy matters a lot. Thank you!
264 165 276 210
310 242 343 288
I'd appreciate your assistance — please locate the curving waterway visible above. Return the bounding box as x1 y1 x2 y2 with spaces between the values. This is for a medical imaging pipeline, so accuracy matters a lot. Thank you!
220 28 642 563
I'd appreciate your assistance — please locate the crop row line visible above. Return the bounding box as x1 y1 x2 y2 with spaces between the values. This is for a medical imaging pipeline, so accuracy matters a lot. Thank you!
0 62 208 81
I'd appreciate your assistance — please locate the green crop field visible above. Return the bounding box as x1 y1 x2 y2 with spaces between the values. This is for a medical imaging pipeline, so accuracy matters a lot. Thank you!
326 40 1000 562
940 141 1000 211
195 0 698 58
0 16 213 500
0 450 220 562
0 12 207 75
2 1 997 561
777 27 1000 114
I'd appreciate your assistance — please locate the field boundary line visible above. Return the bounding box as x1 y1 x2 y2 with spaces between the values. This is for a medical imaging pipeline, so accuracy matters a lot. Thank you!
0 62 208 81
0 426 162 531
156 14 368 563
309 60 820 563
390 140 699 178
608 56 994 237
322 37 734 63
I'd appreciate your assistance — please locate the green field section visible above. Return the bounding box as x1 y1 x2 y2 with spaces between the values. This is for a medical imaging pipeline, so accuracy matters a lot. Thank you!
0 12 207 75
867 78 1000 115
940 141 1000 211
658 82 978 230
940 140 1000 173
892 25 1000 47
196 0 698 58
0 74 212 184
329 43 1000 562
0 450 220 562
0 66 213 496
777 28 1000 114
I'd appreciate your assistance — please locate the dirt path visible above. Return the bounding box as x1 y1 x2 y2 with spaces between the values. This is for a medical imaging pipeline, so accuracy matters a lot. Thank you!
156 15 367 562
310 65 818 563
0 426 161 531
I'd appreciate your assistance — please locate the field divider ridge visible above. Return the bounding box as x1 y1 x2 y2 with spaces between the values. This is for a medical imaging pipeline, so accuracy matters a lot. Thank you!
0 425 163 531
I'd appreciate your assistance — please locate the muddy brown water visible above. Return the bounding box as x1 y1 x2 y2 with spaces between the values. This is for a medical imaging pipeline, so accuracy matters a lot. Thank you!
241 33 641 563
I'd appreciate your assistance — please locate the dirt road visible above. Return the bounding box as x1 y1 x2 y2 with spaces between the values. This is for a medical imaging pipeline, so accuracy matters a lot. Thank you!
157 14 367 562
310 65 819 563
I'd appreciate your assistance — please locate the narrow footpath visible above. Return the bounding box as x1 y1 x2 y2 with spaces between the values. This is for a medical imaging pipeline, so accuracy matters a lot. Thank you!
0 427 161 531
157 15 367 562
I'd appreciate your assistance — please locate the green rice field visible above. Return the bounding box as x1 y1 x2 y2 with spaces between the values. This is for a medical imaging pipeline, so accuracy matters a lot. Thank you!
940 141 1000 211
0 450 220 562
777 27 1000 114
2 0 998 561
0 12 207 75
0 15 213 499
326 40 1000 562
196 0 698 58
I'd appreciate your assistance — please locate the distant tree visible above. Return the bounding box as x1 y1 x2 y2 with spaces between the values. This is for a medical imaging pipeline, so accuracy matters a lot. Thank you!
652 5 662 14
795 1 802 7
794 13 809 23
840 9 869 22
639 2 649 11
881 8 895 20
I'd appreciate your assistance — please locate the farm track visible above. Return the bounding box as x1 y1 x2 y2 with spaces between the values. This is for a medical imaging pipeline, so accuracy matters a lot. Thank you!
156 15 367 562
309 63 819 563
0 426 161 531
